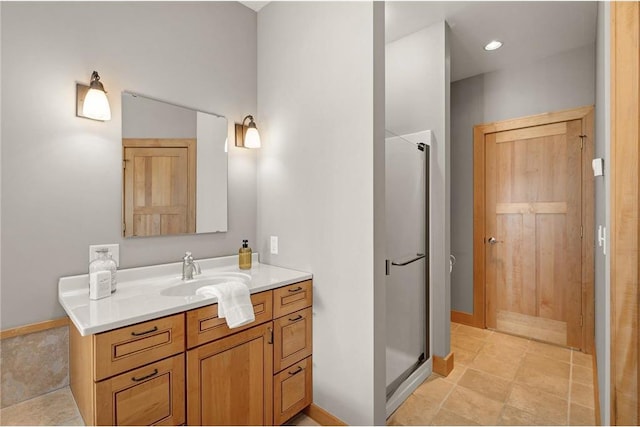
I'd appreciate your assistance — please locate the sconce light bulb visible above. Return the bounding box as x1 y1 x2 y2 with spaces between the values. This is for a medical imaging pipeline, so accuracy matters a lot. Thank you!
244 126 261 149
83 87 111 121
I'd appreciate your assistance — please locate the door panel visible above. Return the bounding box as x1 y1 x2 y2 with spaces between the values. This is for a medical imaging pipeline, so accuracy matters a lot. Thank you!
486 119 583 348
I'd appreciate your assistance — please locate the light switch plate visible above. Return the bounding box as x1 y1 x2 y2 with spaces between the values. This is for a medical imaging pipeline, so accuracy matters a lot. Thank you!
270 236 278 255
89 244 120 267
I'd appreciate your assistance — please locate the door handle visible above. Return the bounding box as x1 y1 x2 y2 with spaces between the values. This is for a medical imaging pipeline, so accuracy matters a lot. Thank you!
487 237 503 245
385 253 426 275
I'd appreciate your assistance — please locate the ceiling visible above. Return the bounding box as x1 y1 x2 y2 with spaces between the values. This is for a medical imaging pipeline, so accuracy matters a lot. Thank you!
239 1 597 83
386 1 597 82
239 1 269 12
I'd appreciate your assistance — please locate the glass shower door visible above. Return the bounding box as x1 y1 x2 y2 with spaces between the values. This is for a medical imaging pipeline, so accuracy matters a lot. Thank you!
385 131 429 399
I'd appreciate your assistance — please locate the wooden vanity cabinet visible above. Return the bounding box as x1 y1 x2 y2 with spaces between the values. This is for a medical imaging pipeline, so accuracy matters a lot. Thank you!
69 280 313 427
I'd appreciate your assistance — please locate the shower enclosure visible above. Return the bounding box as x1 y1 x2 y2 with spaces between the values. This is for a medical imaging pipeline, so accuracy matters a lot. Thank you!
385 130 431 417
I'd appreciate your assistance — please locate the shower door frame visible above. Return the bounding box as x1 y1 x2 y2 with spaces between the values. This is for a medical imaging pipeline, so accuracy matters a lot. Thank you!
384 140 430 415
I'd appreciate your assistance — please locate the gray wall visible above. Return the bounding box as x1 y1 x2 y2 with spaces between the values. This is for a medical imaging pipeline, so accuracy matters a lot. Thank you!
386 23 452 357
256 2 384 424
595 2 611 423
1 2 258 328
450 43 596 313
121 93 197 138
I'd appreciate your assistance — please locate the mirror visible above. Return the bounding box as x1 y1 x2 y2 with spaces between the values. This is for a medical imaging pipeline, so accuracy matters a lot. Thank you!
121 92 228 237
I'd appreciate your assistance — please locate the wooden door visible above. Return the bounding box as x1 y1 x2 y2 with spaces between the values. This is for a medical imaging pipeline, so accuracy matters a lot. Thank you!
611 2 639 424
186 322 274 426
123 139 196 237
484 120 584 348
94 354 185 426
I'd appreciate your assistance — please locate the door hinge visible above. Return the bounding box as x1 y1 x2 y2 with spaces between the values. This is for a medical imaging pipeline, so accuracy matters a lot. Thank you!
267 327 273 344
123 160 127 169
123 222 126 234
579 135 587 149
580 226 584 238
580 314 583 327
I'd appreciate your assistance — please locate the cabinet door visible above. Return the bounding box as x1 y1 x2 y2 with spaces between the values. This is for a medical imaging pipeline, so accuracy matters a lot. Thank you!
274 356 312 425
187 322 274 426
94 354 185 426
273 307 312 373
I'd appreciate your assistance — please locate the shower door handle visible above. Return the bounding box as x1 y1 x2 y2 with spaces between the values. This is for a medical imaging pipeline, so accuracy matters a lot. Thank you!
385 253 426 275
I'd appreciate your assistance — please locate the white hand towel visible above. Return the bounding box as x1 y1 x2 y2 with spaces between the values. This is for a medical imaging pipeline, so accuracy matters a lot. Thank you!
195 281 255 328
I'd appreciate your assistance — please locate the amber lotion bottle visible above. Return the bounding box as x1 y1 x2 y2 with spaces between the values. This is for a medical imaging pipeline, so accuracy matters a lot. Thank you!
239 240 252 270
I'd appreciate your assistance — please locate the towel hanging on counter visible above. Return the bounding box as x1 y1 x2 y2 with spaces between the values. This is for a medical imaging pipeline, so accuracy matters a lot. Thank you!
196 281 255 328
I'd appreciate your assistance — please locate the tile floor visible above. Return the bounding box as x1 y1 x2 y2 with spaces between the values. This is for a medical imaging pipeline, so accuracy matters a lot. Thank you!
387 322 597 426
0 386 319 426
0 323 597 426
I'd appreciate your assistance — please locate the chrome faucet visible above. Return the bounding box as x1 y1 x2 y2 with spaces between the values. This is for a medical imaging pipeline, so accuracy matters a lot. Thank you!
182 252 201 280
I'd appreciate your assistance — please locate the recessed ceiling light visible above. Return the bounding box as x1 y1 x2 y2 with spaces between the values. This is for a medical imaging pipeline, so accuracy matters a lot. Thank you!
484 40 503 51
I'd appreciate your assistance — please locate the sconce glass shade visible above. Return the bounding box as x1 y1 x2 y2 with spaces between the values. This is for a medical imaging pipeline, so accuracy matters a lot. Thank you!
83 87 111 121
244 126 261 148
79 71 111 121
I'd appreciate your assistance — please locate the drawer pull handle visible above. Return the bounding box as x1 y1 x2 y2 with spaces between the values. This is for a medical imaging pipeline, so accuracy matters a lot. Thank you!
131 326 158 336
288 286 303 293
288 315 303 322
131 369 158 382
288 366 303 376
268 327 274 344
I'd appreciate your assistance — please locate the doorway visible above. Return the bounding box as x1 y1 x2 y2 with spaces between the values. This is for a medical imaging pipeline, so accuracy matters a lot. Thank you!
473 106 595 351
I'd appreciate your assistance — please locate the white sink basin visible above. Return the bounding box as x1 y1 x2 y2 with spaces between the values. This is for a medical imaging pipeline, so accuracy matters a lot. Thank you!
160 272 251 297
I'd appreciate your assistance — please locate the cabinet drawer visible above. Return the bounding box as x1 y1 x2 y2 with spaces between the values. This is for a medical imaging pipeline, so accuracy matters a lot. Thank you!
273 356 312 425
273 281 312 318
94 314 185 381
273 307 312 373
95 353 185 426
186 290 273 348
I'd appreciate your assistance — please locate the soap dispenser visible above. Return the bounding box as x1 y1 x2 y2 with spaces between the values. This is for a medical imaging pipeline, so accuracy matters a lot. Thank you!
239 239 252 270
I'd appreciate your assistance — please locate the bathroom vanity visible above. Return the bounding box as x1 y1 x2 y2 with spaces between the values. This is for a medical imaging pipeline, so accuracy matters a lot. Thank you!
59 255 313 426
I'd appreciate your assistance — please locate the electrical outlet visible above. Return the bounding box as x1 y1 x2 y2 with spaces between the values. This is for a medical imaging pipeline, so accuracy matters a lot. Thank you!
270 236 278 255
89 244 120 267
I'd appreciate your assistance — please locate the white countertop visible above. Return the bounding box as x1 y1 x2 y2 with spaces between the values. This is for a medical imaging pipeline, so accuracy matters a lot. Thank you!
58 254 312 336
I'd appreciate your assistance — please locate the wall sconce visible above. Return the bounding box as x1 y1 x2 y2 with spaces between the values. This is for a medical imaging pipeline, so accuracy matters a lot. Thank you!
76 71 112 121
235 115 261 148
